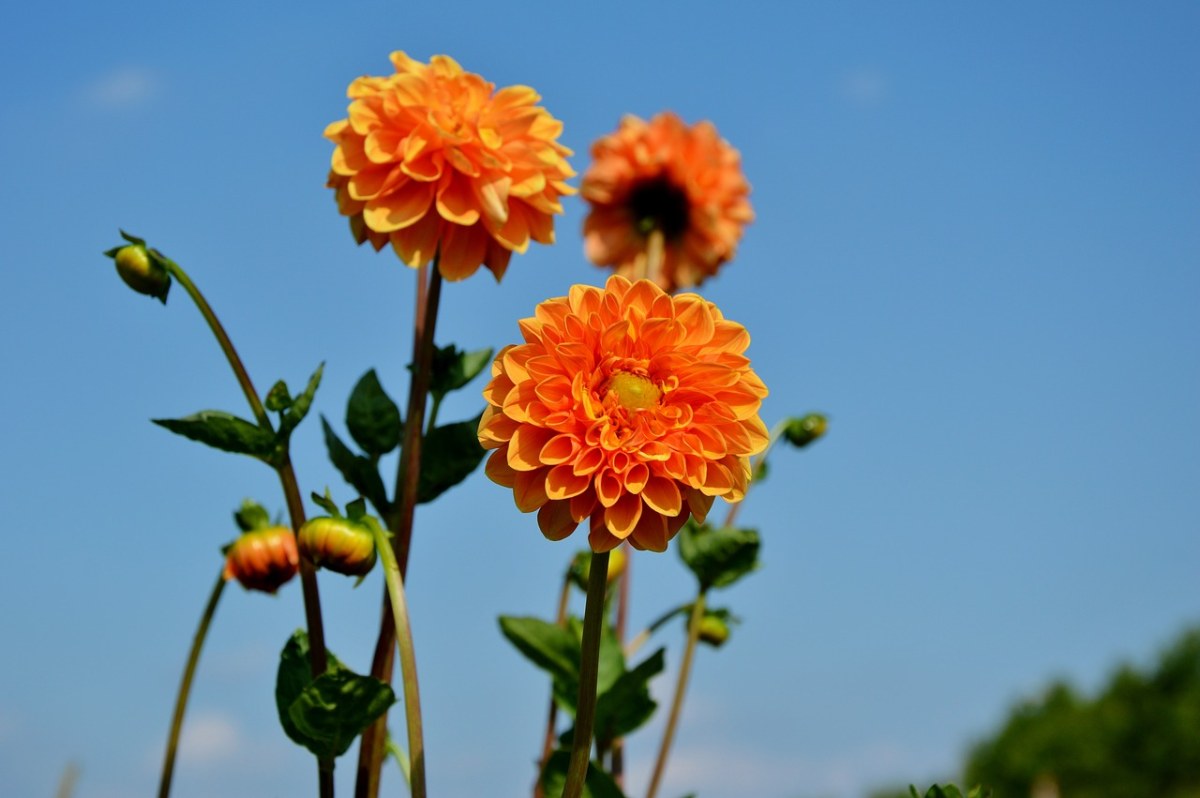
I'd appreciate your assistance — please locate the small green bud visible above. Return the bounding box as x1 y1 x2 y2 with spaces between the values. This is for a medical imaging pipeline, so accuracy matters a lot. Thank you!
783 413 828 449
298 516 377 577
691 607 738 648
111 244 170 302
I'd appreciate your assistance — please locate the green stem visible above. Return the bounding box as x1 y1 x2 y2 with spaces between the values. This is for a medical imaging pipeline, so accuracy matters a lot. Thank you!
372 522 427 798
159 259 270 428
357 263 444 798
722 418 788 529
562 550 611 798
158 569 226 798
644 590 707 798
160 256 332 797
623 602 692 659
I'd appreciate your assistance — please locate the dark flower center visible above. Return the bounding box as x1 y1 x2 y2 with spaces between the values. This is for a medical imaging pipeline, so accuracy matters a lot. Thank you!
628 175 690 240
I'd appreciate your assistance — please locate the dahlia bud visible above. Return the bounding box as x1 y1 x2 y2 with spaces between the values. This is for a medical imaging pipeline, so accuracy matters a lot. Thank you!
223 526 300 594
691 608 736 648
298 516 377 577
105 236 171 303
568 546 627 591
783 413 828 449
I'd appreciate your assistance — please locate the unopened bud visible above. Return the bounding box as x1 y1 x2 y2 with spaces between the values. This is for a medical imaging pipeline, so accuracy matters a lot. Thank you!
223 526 299 593
298 516 377 577
691 608 736 648
784 413 828 449
111 244 170 301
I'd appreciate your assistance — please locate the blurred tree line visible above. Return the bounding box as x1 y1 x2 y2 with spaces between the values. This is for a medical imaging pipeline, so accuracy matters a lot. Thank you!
870 626 1200 798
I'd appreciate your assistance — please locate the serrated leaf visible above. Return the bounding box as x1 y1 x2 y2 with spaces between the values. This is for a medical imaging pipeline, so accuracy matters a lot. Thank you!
346 369 402 456
594 648 665 743
417 414 485 503
427 345 495 402
322 417 389 514
287 669 395 759
153 411 278 462
280 363 323 435
677 520 761 591
538 749 628 798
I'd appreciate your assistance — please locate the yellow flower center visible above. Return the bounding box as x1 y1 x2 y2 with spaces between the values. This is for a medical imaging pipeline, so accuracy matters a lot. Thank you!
608 372 661 411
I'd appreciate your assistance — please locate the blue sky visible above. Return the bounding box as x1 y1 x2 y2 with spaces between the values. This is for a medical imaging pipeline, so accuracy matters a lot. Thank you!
2 2 1198 797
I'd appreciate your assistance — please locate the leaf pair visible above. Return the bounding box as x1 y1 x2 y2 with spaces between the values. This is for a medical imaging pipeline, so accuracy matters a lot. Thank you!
498 616 665 746
153 363 324 467
275 630 395 760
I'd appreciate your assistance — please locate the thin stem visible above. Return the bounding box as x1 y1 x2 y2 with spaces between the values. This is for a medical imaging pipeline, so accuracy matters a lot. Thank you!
159 259 269 428
160 257 332 797
562 550 611 798
356 262 444 798
158 569 226 798
722 418 789 529
624 602 692 659
534 573 574 797
644 228 666 286
372 522 427 798
610 544 631 788
55 762 81 798
644 591 707 798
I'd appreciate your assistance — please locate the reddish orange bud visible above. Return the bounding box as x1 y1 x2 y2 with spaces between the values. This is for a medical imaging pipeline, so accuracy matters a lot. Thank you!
298 516 376 577
223 526 299 593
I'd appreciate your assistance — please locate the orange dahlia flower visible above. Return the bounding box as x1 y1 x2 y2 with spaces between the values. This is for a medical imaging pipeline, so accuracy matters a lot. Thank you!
478 275 769 552
581 112 753 292
325 52 576 282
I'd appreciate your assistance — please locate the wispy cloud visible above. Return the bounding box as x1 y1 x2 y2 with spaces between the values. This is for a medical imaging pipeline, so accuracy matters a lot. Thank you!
839 68 889 107
176 712 242 765
79 66 162 109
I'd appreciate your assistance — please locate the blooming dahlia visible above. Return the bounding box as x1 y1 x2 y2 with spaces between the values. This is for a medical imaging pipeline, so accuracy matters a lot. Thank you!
325 52 576 282
581 112 753 292
478 275 769 552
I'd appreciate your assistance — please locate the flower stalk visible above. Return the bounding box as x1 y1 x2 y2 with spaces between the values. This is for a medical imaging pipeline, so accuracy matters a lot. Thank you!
371 520 427 798
561 550 611 798
356 262 444 798
158 256 332 796
645 590 707 798
157 568 226 798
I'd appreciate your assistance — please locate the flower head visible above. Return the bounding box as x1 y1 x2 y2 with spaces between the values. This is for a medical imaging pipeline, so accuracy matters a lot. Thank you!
325 52 576 282
581 112 753 292
478 275 769 552
223 526 300 594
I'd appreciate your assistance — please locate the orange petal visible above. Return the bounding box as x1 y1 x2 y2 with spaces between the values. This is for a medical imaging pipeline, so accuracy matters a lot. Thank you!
604 492 642 538
546 464 590 500
437 223 487 281
627 510 669 552
485 448 517 488
362 181 435 232
514 468 550 512
436 177 481 225
537 501 578 541
641 477 682 517
507 424 555 471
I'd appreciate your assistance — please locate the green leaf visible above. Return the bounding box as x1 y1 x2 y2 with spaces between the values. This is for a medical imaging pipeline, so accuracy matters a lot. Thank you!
322 417 389 515
346 369 402 456
552 619 624 717
594 648 666 743
417 414 485 504
234 499 271 532
153 411 278 462
309 490 341 517
538 749 628 798
275 630 394 760
280 363 323 435
287 670 395 759
677 520 761 590
498 616 578 684
427 345 495 402
265 380 293 412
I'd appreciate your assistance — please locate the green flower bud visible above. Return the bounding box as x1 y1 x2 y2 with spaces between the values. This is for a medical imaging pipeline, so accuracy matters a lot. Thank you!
112 244 170 301
691 607 738 648
223 526 299 594
298 516 377 577
568 546 627 591
784 413 828 449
